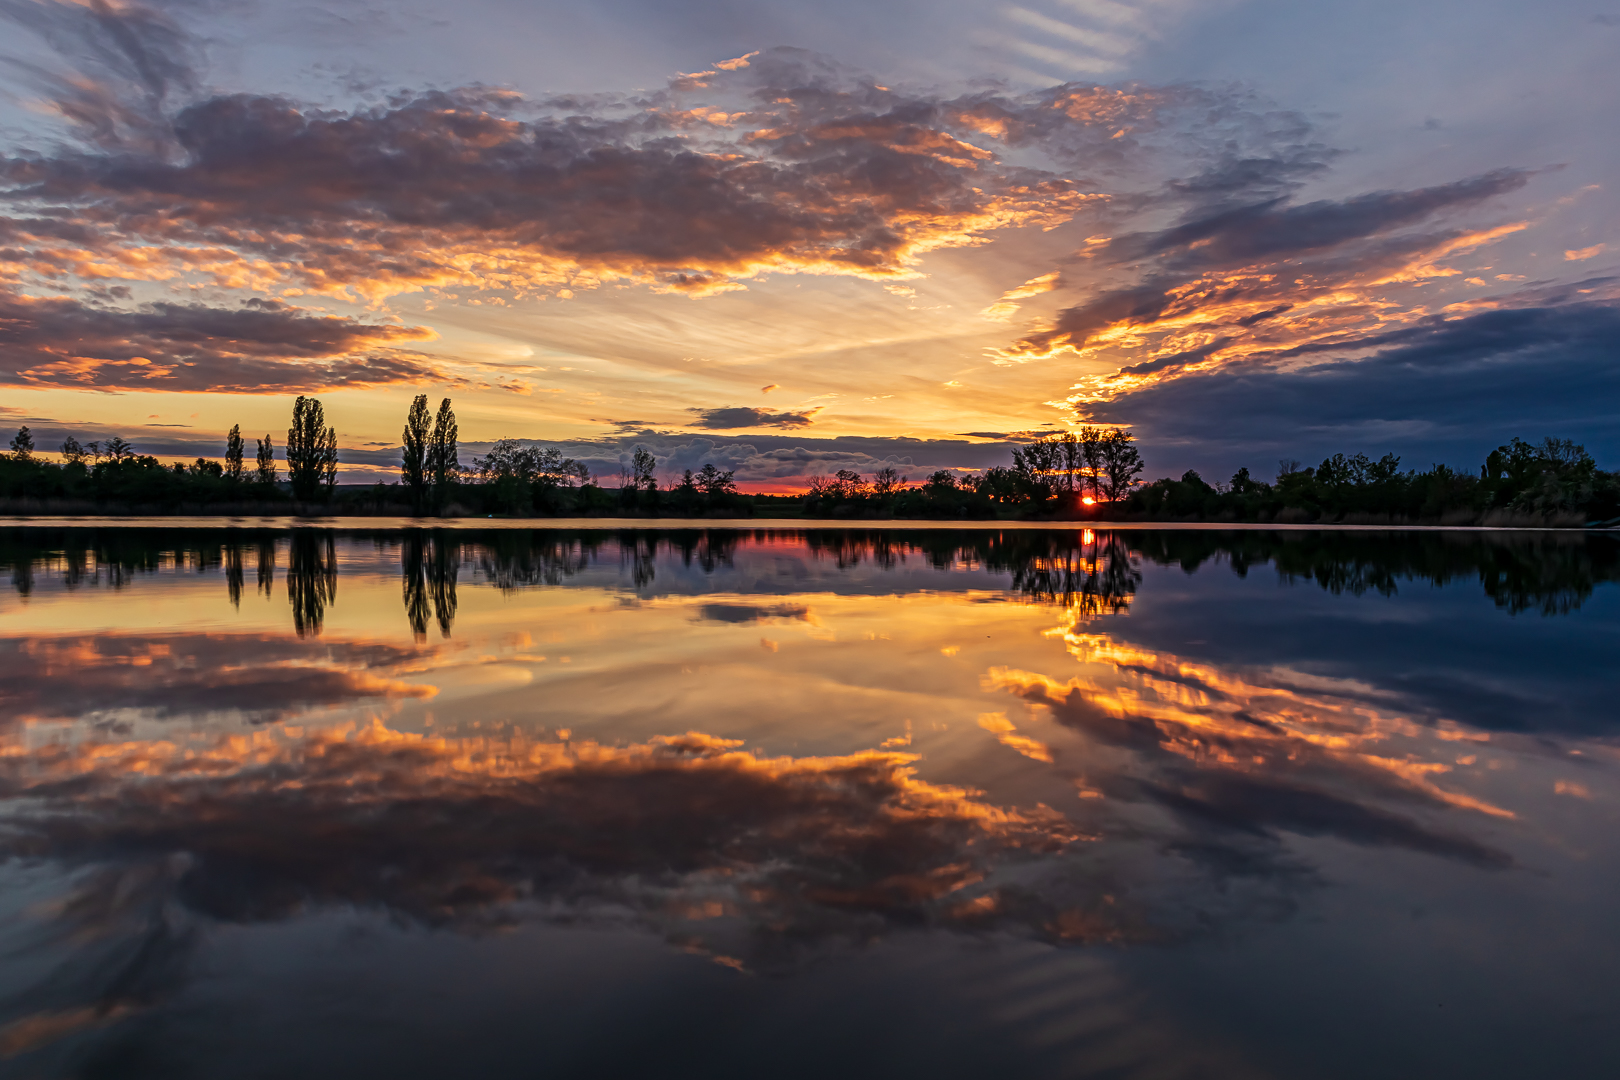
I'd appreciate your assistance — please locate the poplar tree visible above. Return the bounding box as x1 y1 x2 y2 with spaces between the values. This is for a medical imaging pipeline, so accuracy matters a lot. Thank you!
287 396 338 502
427 398 458 513
256 436 277 485
402 394 430 512
225 425 246 482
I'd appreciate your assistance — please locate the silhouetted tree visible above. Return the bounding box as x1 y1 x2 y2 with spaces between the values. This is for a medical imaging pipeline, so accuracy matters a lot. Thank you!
1099 429 1144 501
872 466 904 497
402 394 431 512
256 435 277 486
632 446 657 490
1057 431 1079 494
428 398 458 513
8 427 33 460
60 435 88 467
696 463 737 497
1011 437 1062 502
288 396 338 502
1079 426 1106 500
225 425 246 483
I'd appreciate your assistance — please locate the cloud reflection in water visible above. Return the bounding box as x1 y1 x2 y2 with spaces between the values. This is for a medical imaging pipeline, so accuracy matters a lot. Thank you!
0 525 1612 1074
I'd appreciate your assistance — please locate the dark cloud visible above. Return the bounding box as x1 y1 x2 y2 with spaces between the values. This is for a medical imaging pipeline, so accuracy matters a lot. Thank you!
0 288 440 391
0 74 1089 300
688 406 819 430
1007 169 1533 363
1084 299 1620 474
1119 169 1530 268
0 42 1345 316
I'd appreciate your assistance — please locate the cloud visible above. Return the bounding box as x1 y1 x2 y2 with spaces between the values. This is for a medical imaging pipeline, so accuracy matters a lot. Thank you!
0 632 436 728
0 288 441 391
0 38 1344 322
981 268 1061 320
0 723 1082 957
687 406 820 429
0 0 199 152
0 54 1121 305
696 602 811 623
991 168 1543 416
1079 297 1620 470
986 621 1514 868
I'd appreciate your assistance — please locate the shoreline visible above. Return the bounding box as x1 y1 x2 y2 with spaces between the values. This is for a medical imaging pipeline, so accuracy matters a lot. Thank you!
0 515 1611 533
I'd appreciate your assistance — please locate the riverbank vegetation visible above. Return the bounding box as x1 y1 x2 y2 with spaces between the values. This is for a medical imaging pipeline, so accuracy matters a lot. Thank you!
3 404 1616 526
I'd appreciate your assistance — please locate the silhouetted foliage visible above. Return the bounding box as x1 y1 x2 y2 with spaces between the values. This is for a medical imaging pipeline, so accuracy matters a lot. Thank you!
429 398 458 514
1125 436 1620 526
225 425 246 484
402 395 431 512
256 435 277 488
287 396 338 502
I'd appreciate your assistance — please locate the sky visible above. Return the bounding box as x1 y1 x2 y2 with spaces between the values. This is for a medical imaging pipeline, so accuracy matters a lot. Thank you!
0 0 1616 488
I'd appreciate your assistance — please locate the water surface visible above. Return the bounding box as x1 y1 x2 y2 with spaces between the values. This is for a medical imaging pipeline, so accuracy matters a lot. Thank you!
2 526 1617 1078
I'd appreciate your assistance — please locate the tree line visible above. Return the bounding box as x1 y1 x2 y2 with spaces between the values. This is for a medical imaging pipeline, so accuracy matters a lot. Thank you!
799 427 1144 518
1 396 340 510
5 397 1617 527
1124 437 1620 526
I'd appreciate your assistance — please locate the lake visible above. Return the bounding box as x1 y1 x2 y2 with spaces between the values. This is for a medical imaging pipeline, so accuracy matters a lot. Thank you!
1 524 1617 1079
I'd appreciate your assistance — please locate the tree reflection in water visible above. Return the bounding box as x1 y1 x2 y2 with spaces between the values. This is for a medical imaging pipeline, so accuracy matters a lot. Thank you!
256 535 275 598
402 530 459 640
286 531 336 637
0 526 1616 629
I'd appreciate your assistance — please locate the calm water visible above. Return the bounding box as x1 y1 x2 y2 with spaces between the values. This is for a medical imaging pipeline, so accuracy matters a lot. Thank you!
1 525 1618 1079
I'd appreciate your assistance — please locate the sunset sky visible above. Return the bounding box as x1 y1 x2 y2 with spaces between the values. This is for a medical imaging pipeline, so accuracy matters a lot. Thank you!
1 0 1616 487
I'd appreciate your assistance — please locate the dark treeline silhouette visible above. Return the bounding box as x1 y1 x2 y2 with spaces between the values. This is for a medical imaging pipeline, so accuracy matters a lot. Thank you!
796 427 1147 520
12 396 1618 527
6 529 1617 642
0 396 343 514
1125 436 1620 527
